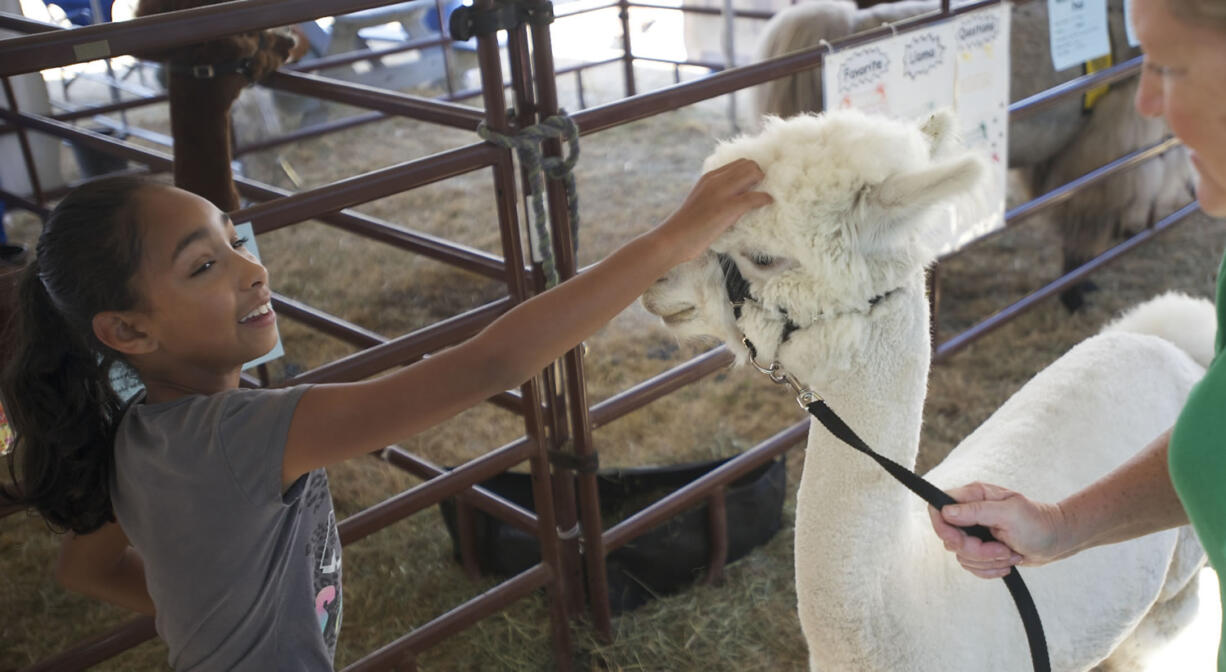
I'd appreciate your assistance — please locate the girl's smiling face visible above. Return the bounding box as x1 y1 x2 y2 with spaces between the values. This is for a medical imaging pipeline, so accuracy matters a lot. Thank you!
127 185 278 382
1132 0 1226 216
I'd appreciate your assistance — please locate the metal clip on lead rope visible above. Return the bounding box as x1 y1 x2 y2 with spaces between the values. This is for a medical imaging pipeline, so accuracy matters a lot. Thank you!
743 337 823 408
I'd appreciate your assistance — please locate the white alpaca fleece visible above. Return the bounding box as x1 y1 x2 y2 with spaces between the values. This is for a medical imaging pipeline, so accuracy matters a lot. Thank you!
641 110 1215 671
1101 291 1217 369
700 110 984 329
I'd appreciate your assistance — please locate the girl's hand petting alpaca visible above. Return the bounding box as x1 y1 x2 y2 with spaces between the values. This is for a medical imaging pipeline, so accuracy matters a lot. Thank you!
928 482 1066 578
658 158 774 263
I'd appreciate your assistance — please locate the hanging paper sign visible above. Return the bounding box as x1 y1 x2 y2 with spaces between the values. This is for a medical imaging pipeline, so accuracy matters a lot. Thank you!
235 221 285 371
1048 0 1111 71
941 2 1011 252
822 24 956 120
1123 0 1140 47
893 24 957 121
826 43 897 115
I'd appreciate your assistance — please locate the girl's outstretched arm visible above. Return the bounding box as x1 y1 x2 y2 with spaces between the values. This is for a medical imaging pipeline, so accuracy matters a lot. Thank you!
283 159 771 483
55 521 155 615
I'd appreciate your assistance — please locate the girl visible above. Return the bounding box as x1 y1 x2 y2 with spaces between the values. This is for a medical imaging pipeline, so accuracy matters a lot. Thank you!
3 160 770 670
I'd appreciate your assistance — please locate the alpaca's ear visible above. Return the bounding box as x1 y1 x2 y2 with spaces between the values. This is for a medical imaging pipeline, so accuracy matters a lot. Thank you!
919 109 959 158
871 154 985 213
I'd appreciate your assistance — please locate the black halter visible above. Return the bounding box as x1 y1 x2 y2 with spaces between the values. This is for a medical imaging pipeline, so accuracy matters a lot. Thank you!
716 251 1050 672
716 253 892 346
166 31 266 82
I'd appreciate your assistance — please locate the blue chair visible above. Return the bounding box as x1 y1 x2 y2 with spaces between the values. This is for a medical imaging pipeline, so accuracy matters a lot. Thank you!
41 0 113 27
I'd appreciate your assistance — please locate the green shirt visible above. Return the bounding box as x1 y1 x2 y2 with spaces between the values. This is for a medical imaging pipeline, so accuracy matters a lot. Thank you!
1168 250 1226 671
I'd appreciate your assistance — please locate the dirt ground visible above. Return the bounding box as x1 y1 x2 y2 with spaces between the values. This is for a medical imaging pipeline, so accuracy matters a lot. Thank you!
3 19 1225 672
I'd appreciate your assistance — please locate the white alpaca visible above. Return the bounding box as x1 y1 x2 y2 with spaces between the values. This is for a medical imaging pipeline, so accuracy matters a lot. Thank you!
642 109 1213 670
753 0 1196 311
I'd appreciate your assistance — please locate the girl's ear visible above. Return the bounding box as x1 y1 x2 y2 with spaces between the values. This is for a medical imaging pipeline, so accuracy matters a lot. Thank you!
92 312 157 356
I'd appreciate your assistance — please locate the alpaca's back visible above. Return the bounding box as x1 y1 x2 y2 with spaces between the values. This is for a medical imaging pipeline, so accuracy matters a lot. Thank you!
923 294 1213 669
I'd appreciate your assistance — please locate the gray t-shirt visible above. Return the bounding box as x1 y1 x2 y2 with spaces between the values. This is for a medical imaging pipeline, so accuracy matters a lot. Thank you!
111 386 343 671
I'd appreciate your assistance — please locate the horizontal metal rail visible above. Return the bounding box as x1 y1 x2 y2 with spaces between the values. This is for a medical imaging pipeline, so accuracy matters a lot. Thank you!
934 202 1202 361
0 10 59 34
381 446 538 534
287 34 452 73
338 436 533 544
589 346 733 428
232 143 497 232
939 136 1184 260
568 0 996 135
604 420 808 551
553 56 622 77
282 296 511 386
0 107 508 279
234 111 385 157
628 2 774 19
17 616 157 672
1009 56 1143 121
1002 137 1181 225
0 187 52 218
0 94 168 137
341 562 551 671
264 70 484 131
555 0 619 18
271 292 387 348
0 0 456 76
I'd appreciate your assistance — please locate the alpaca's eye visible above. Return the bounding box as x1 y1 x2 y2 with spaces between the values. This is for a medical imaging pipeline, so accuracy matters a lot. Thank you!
749 252 776 268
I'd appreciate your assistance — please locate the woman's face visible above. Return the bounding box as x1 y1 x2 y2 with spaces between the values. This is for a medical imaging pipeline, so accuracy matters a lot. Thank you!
1133 0 1226 216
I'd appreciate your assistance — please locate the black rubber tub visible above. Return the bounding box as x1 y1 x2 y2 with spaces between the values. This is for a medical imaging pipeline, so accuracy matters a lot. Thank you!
439 455 786 613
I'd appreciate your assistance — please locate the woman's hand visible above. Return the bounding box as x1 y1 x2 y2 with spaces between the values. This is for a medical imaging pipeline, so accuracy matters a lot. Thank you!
928 482 1068 578
657 159 773 263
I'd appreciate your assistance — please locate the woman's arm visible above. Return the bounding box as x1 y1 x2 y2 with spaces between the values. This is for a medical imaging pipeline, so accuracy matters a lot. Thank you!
282 159 772 483
55 521 156 615
929 428 1188 577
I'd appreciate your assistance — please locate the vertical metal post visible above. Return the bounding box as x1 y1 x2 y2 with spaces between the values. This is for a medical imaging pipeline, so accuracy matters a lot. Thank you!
475 4 572 666
927 263 941 355
721 0 738 132
527 4 615 641
703 487 728 585
434 0 457 97
617 0 636 97
505 21 588 620
2 76 45 206
455 500 482 580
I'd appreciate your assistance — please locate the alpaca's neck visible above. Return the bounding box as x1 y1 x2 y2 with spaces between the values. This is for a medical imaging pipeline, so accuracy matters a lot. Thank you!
795 298 930 538
169 78 241 212
790 276 934 658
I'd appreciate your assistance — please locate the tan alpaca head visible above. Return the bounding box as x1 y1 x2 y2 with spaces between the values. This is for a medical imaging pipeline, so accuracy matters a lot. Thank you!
134 0 299 98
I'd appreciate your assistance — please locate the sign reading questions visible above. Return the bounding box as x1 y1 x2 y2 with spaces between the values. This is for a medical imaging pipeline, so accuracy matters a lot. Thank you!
821 2 1010 253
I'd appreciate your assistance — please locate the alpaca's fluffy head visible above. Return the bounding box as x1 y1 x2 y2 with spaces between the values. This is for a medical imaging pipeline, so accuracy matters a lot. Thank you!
643 109 984 366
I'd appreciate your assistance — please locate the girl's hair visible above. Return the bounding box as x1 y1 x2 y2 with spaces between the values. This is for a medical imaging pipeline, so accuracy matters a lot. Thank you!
1170 0 1226 30
2 175 152 534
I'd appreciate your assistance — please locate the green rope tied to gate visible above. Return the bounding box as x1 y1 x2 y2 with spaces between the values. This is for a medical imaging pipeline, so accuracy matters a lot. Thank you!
477 112 580 287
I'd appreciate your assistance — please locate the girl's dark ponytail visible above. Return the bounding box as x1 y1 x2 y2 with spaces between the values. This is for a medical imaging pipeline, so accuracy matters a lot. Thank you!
2 176 150 534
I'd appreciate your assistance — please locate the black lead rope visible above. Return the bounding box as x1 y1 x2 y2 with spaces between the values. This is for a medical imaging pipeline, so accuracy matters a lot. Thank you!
718 254 1049 670
805 399 1051 672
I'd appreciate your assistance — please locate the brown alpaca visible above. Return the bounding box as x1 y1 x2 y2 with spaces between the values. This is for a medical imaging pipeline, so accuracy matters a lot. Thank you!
133 0 303 211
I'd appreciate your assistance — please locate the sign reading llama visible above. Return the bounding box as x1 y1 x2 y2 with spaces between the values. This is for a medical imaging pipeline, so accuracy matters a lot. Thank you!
822 3 1010 253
